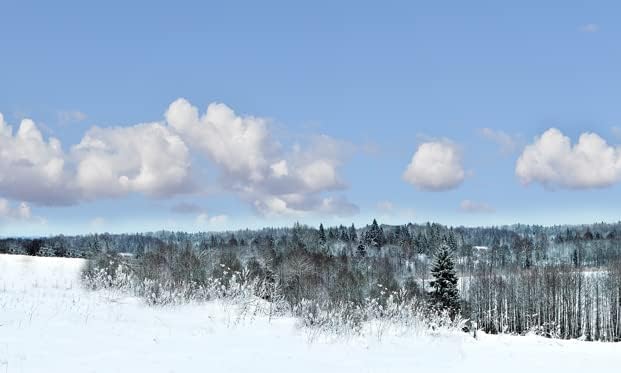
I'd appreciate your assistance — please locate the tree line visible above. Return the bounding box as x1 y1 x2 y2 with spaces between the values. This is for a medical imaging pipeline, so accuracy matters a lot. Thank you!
3 219 621 340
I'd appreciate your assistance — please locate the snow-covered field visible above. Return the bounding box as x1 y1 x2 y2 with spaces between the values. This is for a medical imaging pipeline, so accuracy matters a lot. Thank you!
0 254 619 372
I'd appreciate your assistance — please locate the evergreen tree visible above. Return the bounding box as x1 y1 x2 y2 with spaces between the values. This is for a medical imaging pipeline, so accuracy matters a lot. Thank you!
348 223 358 242
228 234 238 247
446 230 458 252
340 228 350 242
365 219 385 250
319 223 327 245
429 244 460 318
356 243 366 258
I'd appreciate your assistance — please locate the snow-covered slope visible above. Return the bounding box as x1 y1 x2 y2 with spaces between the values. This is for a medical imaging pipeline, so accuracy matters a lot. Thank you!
0 254 619 372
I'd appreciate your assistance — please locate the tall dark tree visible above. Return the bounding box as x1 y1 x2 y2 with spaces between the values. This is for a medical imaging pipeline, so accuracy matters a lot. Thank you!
348 224 358 242
429 244 460 318
446 230 458 252
356 243 366 258
25 239 43 256
365 219 385 250
228 234 239 247
318 224 327 245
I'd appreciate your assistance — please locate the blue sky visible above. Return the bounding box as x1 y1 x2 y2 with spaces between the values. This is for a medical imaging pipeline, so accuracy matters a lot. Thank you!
2 0 621 235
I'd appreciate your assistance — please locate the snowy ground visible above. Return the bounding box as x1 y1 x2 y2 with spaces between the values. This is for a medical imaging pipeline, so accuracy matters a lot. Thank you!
0 254 619 372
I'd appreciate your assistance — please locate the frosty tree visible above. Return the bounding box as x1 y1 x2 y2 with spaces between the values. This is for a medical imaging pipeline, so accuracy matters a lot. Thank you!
428 244 460 319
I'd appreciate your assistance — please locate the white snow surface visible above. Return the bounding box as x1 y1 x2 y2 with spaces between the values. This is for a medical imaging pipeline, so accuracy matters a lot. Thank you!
0 254 619 372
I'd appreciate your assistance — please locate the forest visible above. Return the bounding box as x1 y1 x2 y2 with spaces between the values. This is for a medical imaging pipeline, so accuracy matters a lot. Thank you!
2 219 621 341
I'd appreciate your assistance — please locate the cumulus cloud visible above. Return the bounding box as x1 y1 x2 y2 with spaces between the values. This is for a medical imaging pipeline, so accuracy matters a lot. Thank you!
479 128 521 155
516 128 621 189
402 140 465 191
1 114 194 204
0 114 75 205
165 99 356 216
73 123 193 199
459 199 495 213
0 100 357 217
165 99 271 182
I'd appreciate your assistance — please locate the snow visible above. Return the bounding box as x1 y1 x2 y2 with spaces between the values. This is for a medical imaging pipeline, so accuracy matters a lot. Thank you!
1 254 620 372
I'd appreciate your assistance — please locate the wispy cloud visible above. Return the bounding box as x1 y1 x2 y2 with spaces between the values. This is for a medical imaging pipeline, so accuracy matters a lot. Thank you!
478 128 521 155
579 23 599 33
459 199 495 213
58 110 87 125
196 213 228 226
0 199 47 225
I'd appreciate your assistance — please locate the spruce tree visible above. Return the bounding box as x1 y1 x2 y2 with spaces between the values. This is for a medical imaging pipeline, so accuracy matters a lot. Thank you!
365 219 385 250
319 223 327 245
348 223 358 242
429 244 460 319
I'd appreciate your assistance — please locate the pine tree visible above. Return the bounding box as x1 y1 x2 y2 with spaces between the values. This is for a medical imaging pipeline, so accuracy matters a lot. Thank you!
446 230 458 252
319 223 327 245
365 219 385 250
348 223 358 242
429 244 460 319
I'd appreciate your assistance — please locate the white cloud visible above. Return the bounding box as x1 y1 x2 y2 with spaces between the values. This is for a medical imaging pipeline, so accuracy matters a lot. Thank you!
73 122 193 199
58 110 87 125
0 100 358 217
459 199 495 213
196 213 228 226
516 128 621 189
270 160 288 177
1 114 193 204
479 128 521 155
316 196 359 217
254 196 303 217
0 114 74 205
165 100 356 216
402 140 465 191
208 214 228 225
166 99 271 182
297 160 340 191
579 23 599 33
